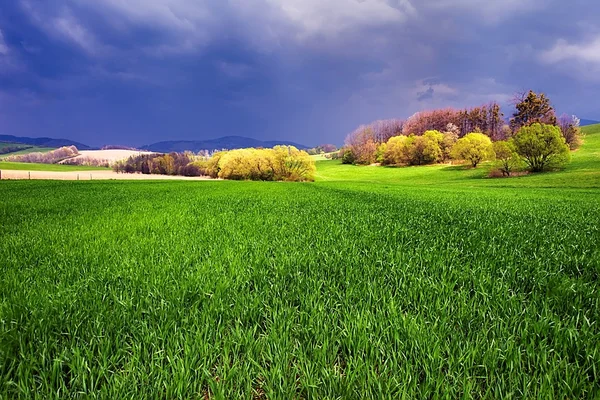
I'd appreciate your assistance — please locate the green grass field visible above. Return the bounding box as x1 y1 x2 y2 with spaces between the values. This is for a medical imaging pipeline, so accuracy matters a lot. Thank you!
0 143 56 159
0 161 109 172
1 126 599 398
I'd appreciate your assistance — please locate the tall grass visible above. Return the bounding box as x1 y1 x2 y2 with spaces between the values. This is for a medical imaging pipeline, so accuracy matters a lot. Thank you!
0 126 599 398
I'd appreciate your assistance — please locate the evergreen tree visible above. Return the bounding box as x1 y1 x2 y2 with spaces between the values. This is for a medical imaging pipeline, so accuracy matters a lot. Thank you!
510 90 557 131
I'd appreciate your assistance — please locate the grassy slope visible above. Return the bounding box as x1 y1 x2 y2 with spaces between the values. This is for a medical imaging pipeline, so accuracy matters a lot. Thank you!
0 144 56 159
315 124 600 189
0 161 109 171
0 126 598 398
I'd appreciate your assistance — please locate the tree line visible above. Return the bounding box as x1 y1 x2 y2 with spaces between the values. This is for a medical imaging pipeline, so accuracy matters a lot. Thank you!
114 146 316 182
6 146 80 164
340 91 581 175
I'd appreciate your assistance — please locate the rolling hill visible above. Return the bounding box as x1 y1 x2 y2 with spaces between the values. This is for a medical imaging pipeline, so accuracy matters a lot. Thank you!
0 135 91 150
142 136 308 153
580 119 600 126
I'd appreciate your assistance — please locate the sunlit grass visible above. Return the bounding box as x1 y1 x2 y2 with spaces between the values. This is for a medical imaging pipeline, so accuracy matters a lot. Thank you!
0 146 56 159
1 125 599 398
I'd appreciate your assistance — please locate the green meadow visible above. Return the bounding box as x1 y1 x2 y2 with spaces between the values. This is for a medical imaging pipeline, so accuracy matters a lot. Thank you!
1 126 599 398
0 144 56 159
0 161 109 172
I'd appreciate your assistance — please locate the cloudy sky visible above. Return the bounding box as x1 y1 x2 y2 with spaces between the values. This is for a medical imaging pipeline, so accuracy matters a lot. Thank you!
0 0 599 147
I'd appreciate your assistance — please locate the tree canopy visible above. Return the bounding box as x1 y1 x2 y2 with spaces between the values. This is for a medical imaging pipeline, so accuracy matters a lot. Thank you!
510 90 557 131
450 133 494 168
513 123 570 172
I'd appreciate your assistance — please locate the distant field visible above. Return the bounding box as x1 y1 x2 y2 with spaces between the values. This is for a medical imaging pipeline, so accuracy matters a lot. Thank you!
0 161 109 172
1 126 599 398
315 123 600 189
0 143 55 158
65 149 156 164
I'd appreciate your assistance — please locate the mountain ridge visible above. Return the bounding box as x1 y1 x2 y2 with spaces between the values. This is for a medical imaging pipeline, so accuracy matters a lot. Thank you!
0 135 91 150
141 136 309 153
580 119 600 127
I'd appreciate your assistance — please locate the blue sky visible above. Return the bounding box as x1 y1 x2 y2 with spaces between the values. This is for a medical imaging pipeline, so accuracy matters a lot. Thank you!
0 0 599 147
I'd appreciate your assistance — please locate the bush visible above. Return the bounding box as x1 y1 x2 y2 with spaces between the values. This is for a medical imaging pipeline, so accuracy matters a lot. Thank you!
513 123 570 172
382 131 443 166
216 146 315 181
450 133 494 168
340 147 356 164
492 140 522 176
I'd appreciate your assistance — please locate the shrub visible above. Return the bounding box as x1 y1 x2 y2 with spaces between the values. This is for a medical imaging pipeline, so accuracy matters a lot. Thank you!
513 123 570 172
382 132 442 166
450 133 494 168
340 147 356 165
215 146 315 181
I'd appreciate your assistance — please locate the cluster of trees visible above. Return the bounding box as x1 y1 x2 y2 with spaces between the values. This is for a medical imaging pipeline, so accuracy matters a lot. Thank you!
340 90 580 175
306 144 338 155
115 146 315 181
403 103 504 140
114 152 202 176
62 157 110 168
374 123 570 174
340 119 404 164
380 130 456 166
6 146 79 164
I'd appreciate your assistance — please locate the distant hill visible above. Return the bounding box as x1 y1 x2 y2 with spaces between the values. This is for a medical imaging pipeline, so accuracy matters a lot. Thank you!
0 135 91 150
580 119 600 127
142 136 309 153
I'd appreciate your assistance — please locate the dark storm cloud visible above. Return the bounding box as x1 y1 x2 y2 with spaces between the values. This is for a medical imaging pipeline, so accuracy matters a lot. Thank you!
0 0 598 147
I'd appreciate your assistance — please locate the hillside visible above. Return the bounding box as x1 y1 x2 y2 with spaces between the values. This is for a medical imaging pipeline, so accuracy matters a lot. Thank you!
315 124 600 189
0 135 91 150
580 119 600 126
142 136 308 153
1 128 598 397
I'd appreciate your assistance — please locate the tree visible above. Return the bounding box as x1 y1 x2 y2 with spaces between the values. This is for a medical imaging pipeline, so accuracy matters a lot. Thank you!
450 132 494 168
382 135 408 165
403 132 442 165
376 143 387 164
492 140 521 176
510 90 557 131
558 114 583 150
370 119 404 143
344 126 378 165
513 123 570 172
271 146 316 181
441 126 459 162
403 108 459 136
